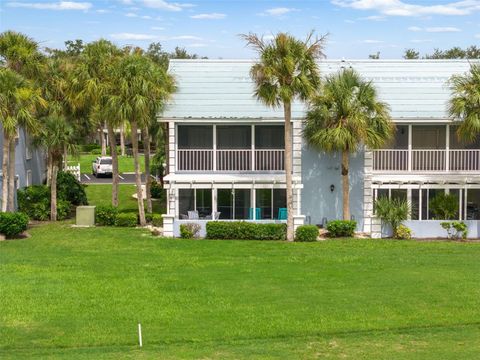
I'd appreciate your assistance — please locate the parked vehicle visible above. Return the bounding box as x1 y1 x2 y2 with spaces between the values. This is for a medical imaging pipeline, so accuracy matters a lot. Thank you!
92 156 113 177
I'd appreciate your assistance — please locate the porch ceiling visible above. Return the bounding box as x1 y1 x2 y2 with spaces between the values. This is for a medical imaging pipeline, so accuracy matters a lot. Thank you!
164 173 301 184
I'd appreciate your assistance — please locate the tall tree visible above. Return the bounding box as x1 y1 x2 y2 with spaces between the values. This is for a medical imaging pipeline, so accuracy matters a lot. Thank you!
304 69 394 220
0 31 44 211
242 32 326 241
0 68 44 211
33 115 77 220
109 51 174 225
71 40 121 206
403 49 419 59
449 64 480 142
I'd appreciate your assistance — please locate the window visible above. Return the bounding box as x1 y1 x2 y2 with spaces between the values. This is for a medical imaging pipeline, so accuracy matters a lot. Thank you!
467 189 480 220
217 126 251 149
100 158 112 165
178 125 213 149
25 137 32 160
412 125 446 149
26 170 32 187
255 125 284 149
254 189 287 220
217 189 251 220
178 189 212 218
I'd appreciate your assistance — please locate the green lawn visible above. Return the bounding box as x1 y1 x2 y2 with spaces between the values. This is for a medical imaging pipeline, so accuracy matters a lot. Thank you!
85 184 164 214
1 224 480 359
68 154 145 174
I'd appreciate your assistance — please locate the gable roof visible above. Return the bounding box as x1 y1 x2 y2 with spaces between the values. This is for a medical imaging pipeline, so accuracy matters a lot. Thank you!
162 59 475 121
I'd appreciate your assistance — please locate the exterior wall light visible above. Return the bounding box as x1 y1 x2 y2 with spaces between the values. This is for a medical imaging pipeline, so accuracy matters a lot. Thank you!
330 184 335 192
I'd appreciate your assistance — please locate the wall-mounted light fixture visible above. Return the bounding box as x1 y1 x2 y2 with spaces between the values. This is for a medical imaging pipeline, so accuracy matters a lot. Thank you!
330 184 335 192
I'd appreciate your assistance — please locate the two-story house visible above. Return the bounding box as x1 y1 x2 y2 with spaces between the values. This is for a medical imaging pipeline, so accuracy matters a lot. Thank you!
161 59 480 238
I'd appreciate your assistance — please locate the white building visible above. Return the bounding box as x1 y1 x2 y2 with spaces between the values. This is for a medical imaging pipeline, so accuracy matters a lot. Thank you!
160 59 480 238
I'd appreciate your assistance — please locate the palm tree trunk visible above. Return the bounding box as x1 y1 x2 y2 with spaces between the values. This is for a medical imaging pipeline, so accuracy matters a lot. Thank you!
284 101 294 241
100 126 106 156
50 159 58 221
63 145 68 171
46 154 52 187
120 122 126 157
7 137 16 212
107 124 119 207
131 120 146 226
342 151 350 220
142 127 152 214
1 134 10 212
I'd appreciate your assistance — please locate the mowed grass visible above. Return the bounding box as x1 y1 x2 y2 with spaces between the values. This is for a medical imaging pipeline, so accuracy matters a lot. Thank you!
68 154 145 174
85 184 164 214
1 224 480 359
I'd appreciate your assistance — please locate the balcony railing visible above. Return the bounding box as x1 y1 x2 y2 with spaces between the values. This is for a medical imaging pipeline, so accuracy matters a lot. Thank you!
177 149 285 172
373 149 480 172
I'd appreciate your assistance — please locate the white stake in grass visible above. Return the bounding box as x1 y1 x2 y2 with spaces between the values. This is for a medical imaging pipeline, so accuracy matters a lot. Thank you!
138 323 143 347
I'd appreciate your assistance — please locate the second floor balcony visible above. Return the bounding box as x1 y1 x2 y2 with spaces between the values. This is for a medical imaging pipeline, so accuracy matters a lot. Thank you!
176 124 285 172
372 124 480 173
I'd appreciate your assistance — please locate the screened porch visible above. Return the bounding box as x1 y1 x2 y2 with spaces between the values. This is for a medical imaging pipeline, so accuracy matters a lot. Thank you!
176 124 285 172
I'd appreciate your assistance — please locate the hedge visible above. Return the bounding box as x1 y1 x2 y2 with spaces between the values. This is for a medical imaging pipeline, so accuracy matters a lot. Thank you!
206 221 286 240
295 225 319 242
115 212 138 227
0 212 29 238
326 220 357 238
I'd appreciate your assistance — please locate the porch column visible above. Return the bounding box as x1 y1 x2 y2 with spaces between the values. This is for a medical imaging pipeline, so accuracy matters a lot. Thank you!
251 125 255 171
408 124 412 172
213 124 217 171
363 148 376 235
446 124 450 172
168 122 176 174
252 184 256 220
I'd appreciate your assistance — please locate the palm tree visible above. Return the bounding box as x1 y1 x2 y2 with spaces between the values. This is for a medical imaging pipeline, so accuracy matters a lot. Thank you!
304 69 394 220
0 68 45 211
0 31 44 211
449 64 480 142
33 115 77 220
71 40 121 206
109 51 174 225
242 32 326 241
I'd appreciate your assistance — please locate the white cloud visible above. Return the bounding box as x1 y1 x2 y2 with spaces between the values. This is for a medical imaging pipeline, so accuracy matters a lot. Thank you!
110 33 157 40
263 34 275 41
344 19 355 23
476 34 480 38
190 13 226 19
410 39 432 43
96 9 109 13
408 26 422 32
171 35 202 40
142 0 194 11
187 43 207 48
361 39 384 43
426 26 461 32
359 15 385 20
151 26 165 30
7 1 92 10
125 12 138 17
331 0 480 17
264 7 298 16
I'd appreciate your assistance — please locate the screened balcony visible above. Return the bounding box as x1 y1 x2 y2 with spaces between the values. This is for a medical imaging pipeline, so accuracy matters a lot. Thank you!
176 125 285 172
372 125 480 173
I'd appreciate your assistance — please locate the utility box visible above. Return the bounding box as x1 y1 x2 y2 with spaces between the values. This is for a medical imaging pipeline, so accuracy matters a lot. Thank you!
76 206 96 227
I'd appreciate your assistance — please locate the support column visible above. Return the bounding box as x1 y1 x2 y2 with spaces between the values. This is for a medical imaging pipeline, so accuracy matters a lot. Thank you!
446 124 450 172
169 122 176 174
162 214 175 237
213 124 217 171
408 124 412 172
363 148 377 236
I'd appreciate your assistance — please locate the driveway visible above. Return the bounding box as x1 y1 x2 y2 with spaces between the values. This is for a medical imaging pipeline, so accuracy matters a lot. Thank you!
81 173 146 184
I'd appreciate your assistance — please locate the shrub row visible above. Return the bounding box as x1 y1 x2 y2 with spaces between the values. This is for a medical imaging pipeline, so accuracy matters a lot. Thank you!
0 212 29 238
326 220 357 237
180 223 201 239
95 205 162 227
206 221 286 240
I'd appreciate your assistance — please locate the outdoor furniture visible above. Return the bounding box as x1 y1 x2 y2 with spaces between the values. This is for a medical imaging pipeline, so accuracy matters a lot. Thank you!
248 208 261 220
188 210 199 220
205 212 221 220
277 208 287 220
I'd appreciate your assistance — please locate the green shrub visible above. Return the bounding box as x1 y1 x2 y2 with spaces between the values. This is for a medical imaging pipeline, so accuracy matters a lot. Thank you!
374 196 410 238
430 193 459 220
115 212 138 227
441 221 468 240
151 214 162 227
395 224 412 239
326 220 357 238
150 180 163 199
180 223 201 239
18 185 51 220
57 171 88 206
56 200 71 220
206 221 286 240
80 144 100 153
90 148 102 155
95 205 118 226
295 225 319 242
0 212 29 238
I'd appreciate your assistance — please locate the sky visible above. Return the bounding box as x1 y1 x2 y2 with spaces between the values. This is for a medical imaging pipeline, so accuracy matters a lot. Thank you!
0 0 479 59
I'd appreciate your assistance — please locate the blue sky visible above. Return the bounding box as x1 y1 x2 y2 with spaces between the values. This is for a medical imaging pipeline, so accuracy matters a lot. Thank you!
1 0 479 58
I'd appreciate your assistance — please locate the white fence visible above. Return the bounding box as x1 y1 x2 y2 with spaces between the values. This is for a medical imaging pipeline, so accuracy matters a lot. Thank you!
177 149 285 172
66 163 81 181
373 149 480 172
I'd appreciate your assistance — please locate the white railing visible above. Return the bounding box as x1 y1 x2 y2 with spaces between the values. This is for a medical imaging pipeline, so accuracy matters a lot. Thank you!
373 149 480 172
177 149 285 172
66 162 81 181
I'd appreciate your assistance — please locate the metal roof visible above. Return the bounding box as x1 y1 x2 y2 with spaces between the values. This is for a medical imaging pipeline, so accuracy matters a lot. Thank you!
162 59 476 121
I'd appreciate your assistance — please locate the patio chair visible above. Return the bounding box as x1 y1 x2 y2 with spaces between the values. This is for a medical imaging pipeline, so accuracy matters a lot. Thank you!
248 208 261 220
187 210 199 220
277 208 287 220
